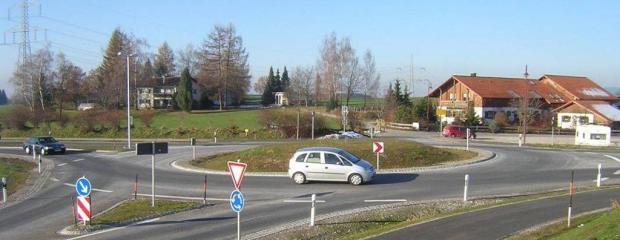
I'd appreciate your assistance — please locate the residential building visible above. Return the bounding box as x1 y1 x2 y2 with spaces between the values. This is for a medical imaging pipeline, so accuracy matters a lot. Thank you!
428 73 619 129
137 76 202 109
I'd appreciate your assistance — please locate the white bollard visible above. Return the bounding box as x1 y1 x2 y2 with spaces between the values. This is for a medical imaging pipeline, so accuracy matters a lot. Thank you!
463 174 469 202
567 206 572 227
518 134 523 147
2 177 6 204
310 193 316 227
466 128 470 151
597 163 602 188
38 147 43 174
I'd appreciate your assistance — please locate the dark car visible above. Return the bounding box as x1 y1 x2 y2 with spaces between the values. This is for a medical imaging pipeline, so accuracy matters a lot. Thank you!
23 136 66 155
442 125 476 139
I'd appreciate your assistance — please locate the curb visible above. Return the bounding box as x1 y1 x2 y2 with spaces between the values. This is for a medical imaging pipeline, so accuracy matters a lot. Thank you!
0 153 54 209
170 147 496 177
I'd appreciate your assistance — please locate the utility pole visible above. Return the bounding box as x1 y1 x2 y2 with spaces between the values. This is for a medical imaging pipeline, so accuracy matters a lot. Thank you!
410 54 414 97
522 65 529 145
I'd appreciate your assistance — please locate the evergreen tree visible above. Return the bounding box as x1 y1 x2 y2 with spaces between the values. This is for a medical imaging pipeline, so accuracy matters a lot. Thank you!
0 89 7 105
142 58 156 86
174 68 193 112
464 103 481 126
274 69 282 92
261 67 276 106
281 66 290 91
154 42 176 77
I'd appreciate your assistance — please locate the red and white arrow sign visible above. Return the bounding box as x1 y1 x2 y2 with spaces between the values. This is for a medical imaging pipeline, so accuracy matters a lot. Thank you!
373 141 384 153
76 196 91 221
227 161 247 189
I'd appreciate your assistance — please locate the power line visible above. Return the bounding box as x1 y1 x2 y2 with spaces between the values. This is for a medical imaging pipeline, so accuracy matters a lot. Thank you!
45 28 103 45
46 41 101 57
37 15 108 36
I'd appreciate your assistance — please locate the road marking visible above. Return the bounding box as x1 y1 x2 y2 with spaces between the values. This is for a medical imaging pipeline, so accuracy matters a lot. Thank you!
50 177 59 182
72 158 85 162
593 177 609 182
0 147 20 150
57 163 68 166
364 199 407 203
283 199 327 203
135 193 228 201
65 217 160 240
614 170 620 175
604 155 620 163
63 183 113 193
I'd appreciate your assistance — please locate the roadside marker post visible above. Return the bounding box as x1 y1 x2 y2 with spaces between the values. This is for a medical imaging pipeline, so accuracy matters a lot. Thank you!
227 161 247 240
311 111 315 140
134 174 138 200
463 174 469 202
310 193 316 226
38 148 42 174
466 128 470 151
597 163 602 188
1 177 6 204
373 142 384 170
203 174 208 205
191 138 197 161
518 134 523 147
551 116 555 146
568 171 574 227
282 195 326 227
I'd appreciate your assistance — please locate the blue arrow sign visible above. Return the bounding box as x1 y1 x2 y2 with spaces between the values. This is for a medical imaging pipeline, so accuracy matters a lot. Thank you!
230 190 244 213
75 177 91 197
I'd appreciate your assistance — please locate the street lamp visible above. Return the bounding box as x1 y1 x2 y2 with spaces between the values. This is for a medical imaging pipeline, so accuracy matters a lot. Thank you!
118 51 134 149
522 65 530 145
417 79 433 123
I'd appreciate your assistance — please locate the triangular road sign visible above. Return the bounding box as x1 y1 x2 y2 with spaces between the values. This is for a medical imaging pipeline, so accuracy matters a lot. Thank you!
227 161 247 189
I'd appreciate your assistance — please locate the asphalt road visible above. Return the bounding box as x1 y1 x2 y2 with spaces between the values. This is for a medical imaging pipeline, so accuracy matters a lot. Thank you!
1 132 619 239
370 188 620 240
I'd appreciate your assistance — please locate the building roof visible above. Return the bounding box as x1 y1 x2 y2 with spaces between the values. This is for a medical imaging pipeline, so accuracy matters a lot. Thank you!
540 75 616 101
137 76 201 88
555 100 620 122
429 75 567 104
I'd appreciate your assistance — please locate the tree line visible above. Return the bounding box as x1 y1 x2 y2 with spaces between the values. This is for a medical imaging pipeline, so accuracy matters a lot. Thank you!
9 23 250 116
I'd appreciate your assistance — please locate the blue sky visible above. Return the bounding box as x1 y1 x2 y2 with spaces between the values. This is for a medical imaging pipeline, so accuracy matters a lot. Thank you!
0 0 618 96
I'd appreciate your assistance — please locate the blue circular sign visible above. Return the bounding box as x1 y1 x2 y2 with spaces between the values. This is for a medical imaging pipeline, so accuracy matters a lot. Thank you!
75 177 92 197
230 190 244 213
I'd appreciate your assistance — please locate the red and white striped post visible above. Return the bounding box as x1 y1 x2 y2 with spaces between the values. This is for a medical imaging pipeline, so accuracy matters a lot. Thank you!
76 196 91 225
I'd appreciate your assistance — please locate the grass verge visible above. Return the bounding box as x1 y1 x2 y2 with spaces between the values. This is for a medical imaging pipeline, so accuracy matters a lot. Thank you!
508 206 620 240
190 139 476 172
261 187 617 240
0 157 35 195
91 199 201 226
527 143 620 151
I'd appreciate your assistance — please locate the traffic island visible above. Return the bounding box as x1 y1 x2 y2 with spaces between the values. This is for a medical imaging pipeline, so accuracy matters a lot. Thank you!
188 139 478 173
0 157 36 205
59 199 208 236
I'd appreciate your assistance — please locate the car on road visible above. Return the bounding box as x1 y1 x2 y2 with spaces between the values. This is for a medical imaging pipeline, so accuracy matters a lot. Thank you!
288 147 375 185
442 125 476 139
23 136 66 155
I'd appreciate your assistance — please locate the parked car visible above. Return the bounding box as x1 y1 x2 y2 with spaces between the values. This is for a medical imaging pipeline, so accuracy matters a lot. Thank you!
288 147 375 185
442 125 476 139
23 136 66 155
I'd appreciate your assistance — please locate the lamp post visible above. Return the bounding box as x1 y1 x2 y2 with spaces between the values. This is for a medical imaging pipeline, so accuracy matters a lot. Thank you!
417 79 432 123
118 52 134 149
522 65 529 145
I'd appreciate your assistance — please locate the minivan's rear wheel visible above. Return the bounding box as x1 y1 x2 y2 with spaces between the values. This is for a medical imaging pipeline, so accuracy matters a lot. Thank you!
25 147 30 155
349 174 363 186
293 172 306 184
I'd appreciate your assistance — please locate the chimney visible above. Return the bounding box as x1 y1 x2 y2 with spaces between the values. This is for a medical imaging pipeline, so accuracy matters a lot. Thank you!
470 73 477 77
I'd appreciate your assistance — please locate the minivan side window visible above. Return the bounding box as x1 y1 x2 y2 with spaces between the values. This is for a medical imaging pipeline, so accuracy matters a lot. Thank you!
324 153 342 165
306 152 321 163
295 153 307 162
338 155 353 166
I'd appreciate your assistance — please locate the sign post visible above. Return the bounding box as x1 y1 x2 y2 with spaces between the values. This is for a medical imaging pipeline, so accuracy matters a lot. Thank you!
463 174 469 202
191 138 197 160
466 128 470 151
227 161 247 240
75 176 92 225
1 177 6 203
311 111 315 140
136 142 168 207
373 142 384 170
568 171 574 227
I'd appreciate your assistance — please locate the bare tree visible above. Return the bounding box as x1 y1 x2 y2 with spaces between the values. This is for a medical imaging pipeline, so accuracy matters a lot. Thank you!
290 66 315 107
177 44 200 77
337 38 361 106
317 32 340 103
55 52 84 120
154 42 176 77
253 76 268 94
360 49 380 108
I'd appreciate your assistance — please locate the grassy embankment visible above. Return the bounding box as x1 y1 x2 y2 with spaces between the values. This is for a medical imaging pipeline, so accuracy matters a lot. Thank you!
0 157 35 195
191 139 476 172
509 207 620 240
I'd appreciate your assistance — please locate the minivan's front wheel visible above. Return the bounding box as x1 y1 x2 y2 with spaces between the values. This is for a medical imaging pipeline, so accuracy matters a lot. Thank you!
349 174 363 186
293 172 306 184
25 147 30 155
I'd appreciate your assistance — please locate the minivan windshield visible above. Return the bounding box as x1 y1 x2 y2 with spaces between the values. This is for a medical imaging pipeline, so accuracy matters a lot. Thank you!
339 151 361 163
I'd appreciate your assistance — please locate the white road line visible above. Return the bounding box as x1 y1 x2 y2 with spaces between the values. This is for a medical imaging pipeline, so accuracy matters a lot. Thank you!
364 199 407 203
604 155 620 163
50 177 59 182
62 183 114 193
72 158 85 162
66 217 160 240
593 177 609 182
614 170 620 175
135 193 228 201
0 147 20 149
283 199 327 203
57 163 68 166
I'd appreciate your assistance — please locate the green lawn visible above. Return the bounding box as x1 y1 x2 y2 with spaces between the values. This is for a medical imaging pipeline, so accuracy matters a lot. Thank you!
0 157 35 195
510 207 620 240
191 139 476 172
92 199 200 225
150 109 264 129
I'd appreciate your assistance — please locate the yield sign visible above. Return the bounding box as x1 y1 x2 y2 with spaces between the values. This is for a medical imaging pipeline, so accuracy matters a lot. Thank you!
227 161 247 189
373 141 384 153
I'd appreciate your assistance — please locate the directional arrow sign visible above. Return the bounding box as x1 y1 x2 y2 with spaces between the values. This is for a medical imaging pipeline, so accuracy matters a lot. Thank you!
75 176 92 197
227 161 247 189
373 141 384 153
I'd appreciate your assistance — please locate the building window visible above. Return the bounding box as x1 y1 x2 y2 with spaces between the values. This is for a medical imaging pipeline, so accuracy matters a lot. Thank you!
449 93 455 100
484 111 496 119
578 117 589 124
463 93 469 101
562 116 571 122
590 134 606 140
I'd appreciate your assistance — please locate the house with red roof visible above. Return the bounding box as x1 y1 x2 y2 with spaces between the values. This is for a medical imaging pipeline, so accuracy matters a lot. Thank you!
428 73 620 129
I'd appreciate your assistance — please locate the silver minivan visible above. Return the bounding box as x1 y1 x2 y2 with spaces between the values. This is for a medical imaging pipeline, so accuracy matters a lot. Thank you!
288 147 375 185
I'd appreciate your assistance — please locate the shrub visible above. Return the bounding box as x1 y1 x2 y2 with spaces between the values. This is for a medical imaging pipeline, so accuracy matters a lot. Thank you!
139 110 156 128
395 105 415 123
74 110 100 133
4 106 31 130
494 112 508 128
101 111 123 132
259 109 327 138
488 122 501 133
325 98 339 111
